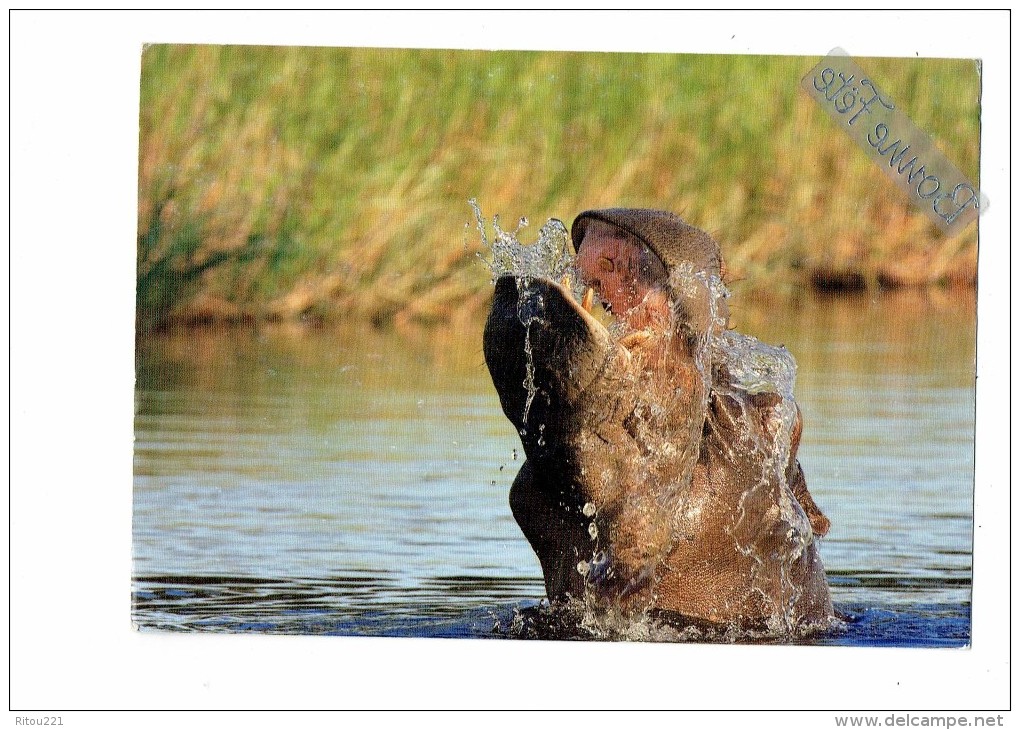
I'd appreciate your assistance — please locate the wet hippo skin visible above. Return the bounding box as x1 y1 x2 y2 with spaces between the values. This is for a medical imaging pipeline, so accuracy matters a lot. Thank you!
483 209 834 631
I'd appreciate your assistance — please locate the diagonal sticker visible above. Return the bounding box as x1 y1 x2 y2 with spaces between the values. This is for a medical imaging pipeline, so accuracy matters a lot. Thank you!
801 49 985 237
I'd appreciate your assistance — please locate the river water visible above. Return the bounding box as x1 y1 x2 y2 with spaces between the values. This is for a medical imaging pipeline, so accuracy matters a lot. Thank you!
133 289 974 646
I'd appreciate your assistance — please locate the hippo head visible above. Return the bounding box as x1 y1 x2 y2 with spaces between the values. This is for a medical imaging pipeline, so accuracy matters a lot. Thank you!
484 210 727 603
485 209 727 490
483 209 833 630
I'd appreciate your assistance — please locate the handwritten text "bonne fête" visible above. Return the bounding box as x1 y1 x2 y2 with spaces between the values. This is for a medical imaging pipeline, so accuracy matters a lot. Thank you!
802 53 981 235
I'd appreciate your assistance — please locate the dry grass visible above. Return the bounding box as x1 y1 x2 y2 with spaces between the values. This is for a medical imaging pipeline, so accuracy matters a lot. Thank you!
137 46 980 333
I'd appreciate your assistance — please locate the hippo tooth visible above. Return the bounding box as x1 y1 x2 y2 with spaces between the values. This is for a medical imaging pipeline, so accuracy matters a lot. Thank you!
582 287 595 313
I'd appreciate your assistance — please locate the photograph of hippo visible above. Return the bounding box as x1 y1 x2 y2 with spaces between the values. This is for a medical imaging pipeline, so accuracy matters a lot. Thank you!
133 45 978 645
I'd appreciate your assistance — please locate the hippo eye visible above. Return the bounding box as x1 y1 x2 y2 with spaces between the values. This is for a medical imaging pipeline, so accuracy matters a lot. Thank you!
597 257 615 273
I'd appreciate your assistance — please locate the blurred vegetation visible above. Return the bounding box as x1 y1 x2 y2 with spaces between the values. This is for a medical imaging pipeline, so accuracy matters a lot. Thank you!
137 46 980 333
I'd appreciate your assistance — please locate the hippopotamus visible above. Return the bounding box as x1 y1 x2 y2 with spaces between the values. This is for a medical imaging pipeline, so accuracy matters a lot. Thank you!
483 208 833 632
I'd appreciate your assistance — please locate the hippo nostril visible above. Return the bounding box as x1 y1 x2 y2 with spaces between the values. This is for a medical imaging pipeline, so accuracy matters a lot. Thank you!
598 257 615 273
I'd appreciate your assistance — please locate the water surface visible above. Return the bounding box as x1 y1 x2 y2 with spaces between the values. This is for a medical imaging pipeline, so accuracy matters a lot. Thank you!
133 290 975 646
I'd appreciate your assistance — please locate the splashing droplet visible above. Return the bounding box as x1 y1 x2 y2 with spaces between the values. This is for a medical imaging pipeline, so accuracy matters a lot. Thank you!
470 199 575 283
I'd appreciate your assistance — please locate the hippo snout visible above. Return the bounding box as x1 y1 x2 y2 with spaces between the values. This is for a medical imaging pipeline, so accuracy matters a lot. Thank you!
483 275 620 451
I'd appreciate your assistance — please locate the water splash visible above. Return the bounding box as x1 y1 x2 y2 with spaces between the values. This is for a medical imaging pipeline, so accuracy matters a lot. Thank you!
472 199 578 424
712 328 813 631
470 198 574 283
714 329 797 398
493 598 839 643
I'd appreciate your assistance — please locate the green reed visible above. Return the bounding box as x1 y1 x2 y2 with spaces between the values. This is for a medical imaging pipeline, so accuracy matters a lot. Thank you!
137 45 980 332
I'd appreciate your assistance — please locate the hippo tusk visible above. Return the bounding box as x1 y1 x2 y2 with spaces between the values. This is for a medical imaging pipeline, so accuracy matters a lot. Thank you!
582 287 595 313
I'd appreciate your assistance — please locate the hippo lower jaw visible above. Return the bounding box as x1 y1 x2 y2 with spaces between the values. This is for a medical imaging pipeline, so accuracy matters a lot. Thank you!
483 275 628 447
